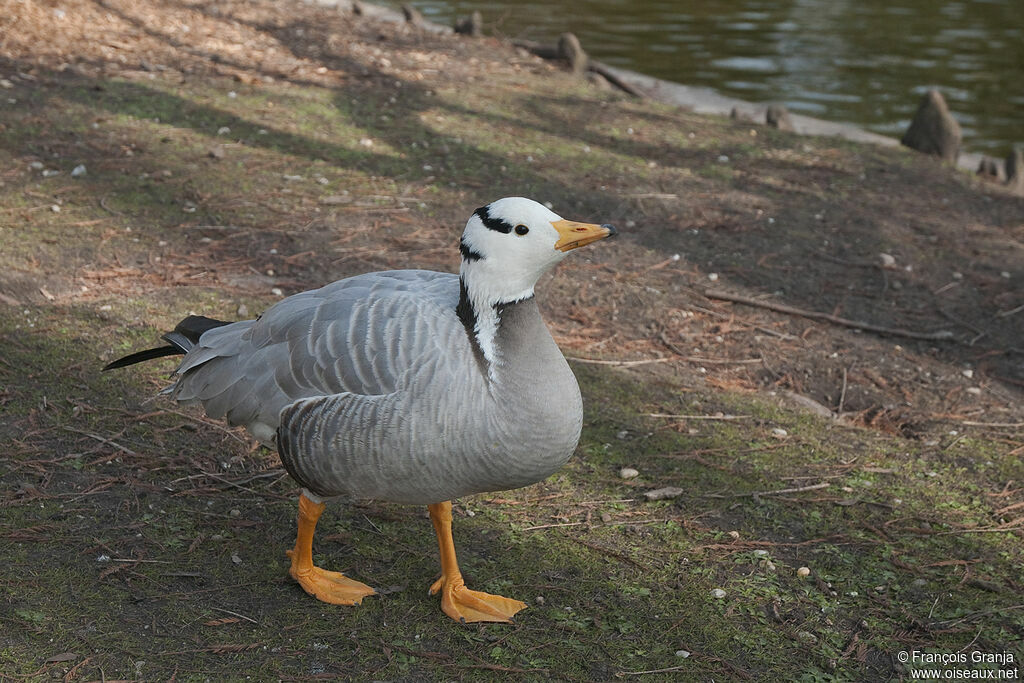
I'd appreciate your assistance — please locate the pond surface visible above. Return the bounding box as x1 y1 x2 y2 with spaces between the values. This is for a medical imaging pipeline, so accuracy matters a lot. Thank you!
389 0 1023 156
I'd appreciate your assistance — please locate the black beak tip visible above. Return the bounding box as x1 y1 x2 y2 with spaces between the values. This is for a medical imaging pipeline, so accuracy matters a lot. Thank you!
602 223 618 237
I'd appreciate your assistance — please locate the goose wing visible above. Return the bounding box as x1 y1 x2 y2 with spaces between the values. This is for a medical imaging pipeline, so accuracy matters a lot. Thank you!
168 270 466 440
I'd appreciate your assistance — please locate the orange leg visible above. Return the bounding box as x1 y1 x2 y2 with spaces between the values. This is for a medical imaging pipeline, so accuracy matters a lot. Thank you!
427 501 526 623
286 493 376 605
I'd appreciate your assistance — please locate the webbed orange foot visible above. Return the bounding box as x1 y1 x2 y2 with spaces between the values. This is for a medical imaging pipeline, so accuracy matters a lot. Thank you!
428 573 526 623
287 492 375 606
287 549 376 605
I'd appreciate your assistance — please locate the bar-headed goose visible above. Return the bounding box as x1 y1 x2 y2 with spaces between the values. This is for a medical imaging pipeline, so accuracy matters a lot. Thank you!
105 197 616 622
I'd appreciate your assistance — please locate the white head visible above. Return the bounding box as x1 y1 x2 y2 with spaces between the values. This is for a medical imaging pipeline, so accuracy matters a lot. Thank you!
459 197 615 306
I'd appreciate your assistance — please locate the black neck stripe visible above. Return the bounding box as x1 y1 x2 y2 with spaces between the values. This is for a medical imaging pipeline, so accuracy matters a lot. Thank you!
459 237 484 261
455 277 488 376
473 205 513 233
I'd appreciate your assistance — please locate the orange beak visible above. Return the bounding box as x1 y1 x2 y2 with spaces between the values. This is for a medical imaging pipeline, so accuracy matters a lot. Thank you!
551 220 617 252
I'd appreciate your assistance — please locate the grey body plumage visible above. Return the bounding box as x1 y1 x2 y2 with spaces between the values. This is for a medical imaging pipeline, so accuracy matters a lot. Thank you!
168 270 582 504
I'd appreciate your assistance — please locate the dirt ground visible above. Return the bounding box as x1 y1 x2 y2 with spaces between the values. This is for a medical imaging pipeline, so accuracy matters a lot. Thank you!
1 0 1022 680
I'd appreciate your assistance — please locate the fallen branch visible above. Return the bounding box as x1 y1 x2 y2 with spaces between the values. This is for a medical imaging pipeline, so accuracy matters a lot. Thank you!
588 61 647 98
704 289 955 341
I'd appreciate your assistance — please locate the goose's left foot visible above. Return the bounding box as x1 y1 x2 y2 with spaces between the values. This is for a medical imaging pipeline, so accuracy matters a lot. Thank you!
429 573 526 623
427 500 526 624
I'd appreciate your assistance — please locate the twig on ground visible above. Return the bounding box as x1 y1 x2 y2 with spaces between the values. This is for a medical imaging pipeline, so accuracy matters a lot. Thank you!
704 482 831 499
704 289 955 341
62 427 138 456
521 521 586 531
566 356 672 367
648 413 751 421
685 301 799 341
837 366 849 415
209 606 258 624
962 421 1024 428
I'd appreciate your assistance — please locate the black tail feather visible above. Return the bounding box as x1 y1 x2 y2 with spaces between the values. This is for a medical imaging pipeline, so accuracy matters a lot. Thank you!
103 345 182 371
103 315 232 372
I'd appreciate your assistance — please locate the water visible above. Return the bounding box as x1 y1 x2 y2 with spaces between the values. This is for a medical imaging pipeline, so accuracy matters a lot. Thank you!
390 0 1023 157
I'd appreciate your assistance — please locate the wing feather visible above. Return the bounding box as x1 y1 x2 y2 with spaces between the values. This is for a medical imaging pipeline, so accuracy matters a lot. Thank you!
167 270 462 440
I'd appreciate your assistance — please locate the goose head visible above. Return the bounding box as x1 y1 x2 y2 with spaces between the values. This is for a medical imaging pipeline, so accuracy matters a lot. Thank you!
459 197 616 306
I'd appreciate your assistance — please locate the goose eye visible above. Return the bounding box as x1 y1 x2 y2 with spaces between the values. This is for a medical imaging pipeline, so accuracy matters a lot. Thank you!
514 224 529 236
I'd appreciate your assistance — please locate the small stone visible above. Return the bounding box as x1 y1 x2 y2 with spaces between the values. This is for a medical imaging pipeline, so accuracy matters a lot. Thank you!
966 387 982 395
231 553 242 564
961 368 974 379
675 650 691 658
600 512 612 523
217 126 231 135
271 287 283 296
50 204 61 212
771 428 788 438
765 104 794 131
0 78 12 89
728 530 741 540
797 566 810 578
236 303 249 317
42 169 61 177
796 631 818 645
765 561 776 571
710 588 726 599
534 595 545 605
707 272 719 281
619 467 639 479
229 509 241 517
71 164 86 177
644 486 684 501
29 161 44 170
900 89 961 163
879 253 896 267
753 549 768 556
